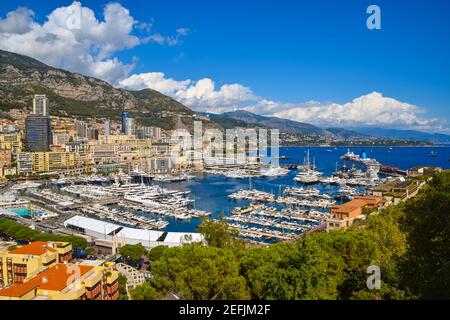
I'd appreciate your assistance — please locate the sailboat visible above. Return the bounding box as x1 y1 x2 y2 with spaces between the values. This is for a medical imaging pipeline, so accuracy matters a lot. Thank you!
429 150 437 158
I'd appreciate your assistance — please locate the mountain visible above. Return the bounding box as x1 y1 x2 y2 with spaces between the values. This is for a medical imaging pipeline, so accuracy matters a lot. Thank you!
325 127 375 141
0 49 216 131
214 110 330 136
352 127 450 143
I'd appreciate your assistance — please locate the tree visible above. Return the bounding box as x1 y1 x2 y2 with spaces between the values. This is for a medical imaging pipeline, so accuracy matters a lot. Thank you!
149 244 250 300
117 274 129 300
197 218 243 249
131 282 161 300
147 245 168 263
120 244 147 262
400 171 450 299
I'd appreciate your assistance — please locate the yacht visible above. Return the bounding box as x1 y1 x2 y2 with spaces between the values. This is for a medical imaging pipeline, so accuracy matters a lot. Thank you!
294 170 322 184
11 181 42 191
259 166 289 177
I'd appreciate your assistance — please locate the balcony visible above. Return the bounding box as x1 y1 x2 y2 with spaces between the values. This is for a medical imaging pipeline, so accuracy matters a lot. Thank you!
13 265 27 274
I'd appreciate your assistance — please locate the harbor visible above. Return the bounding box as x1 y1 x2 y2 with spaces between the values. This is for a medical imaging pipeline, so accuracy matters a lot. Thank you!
1 146 449 242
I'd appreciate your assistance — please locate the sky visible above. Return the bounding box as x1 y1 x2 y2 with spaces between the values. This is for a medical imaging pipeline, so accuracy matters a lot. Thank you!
0 0 449 133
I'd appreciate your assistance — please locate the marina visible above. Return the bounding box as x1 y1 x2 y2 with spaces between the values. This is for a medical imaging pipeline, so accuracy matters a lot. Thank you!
2 146 450 243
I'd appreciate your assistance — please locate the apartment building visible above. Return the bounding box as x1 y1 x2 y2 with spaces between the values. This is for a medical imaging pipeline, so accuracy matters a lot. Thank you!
31 152 78 173
0 241 72 287
326 196 385 232
0 262 119 300
0 133 22 152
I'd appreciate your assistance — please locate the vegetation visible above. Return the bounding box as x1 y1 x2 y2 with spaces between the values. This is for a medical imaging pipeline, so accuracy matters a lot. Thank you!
117 274 129 300
0 218 88 248
131 171 450 300
119 244 147 263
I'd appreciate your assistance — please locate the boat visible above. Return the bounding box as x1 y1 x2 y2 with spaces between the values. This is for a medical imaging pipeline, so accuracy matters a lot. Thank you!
429 150 437 157
259 166 290 177
11 181 42 191
294 149 322 184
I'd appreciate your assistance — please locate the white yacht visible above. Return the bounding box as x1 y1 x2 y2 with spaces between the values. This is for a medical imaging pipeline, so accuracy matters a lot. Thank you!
11 181 42 191
259 166 290 177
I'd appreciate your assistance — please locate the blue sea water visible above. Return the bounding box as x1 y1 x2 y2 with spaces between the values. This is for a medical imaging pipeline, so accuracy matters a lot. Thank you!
147 146 450 233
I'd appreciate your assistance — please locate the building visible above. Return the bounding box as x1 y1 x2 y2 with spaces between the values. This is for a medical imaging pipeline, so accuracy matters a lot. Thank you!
407 166 443 177
0 241 72 287
52 132 70 146
16 152 33 174
0 261 119 300
32 94 49 116
0 167 17 178
74 120 88 138
142 156 176 173
371 177 423 205
31 152 78 173
125 117 135 136
0 133 22 152
0 150 12 167
136 126 162 140
64 215 203 248
121 111 132 134
24 115 52 152
65 140 89 155
104 120 110 136
87 128 99 141
326 196 385 232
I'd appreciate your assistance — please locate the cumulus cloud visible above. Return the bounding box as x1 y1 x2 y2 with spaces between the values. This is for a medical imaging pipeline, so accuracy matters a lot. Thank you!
0 7 34 34
250 92 445 132
119 72 191 95
0 2 189 84
119 73 256 114
119 71 446 132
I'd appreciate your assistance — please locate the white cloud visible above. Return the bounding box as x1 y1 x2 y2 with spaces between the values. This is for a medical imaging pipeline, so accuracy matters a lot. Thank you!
0 2 189 84
119 73 255 114
0 7 34 34
252 92 445 132
119 71 446 132
119 72 191 95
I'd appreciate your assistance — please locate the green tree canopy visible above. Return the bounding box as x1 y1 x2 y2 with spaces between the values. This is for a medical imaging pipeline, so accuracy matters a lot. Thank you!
119 244 147 262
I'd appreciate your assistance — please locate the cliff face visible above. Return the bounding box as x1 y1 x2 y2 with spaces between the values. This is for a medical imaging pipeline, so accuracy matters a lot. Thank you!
0 49 216 131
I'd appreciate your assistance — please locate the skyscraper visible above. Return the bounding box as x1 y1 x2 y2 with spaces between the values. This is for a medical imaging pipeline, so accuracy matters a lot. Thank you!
121 112 132 134
25 115 52 152
32 94 49 116
25 95 52 152
125 117 135 135
104 120 110 136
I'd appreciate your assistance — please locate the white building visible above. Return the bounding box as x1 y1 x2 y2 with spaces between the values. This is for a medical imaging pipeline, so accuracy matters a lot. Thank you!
64 215 203 248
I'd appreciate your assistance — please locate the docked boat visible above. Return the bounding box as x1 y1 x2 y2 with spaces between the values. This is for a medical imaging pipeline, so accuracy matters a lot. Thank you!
259 166 290 177
11 181 42 191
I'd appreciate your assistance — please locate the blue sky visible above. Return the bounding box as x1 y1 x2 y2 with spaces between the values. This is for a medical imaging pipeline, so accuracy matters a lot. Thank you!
0 0 449 132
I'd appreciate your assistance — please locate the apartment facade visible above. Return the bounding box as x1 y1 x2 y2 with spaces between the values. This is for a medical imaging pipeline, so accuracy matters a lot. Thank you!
0 241 72 287
0 262 119 300
326 196 385 232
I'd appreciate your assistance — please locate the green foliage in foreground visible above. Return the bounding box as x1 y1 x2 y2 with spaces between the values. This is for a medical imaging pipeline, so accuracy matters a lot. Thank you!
130 171 449 300
117 274 129 300
119 244 147 262
0 218 88 248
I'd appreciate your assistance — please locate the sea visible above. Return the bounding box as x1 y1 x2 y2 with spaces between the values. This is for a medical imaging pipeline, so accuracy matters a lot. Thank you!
139 146 450 233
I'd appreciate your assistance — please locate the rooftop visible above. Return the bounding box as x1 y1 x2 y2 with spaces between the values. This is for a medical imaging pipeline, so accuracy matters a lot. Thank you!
9 241 56 256
0 264 93 298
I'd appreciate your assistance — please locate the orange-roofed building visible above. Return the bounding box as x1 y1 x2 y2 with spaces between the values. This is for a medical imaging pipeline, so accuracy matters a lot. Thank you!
0 241 72 287
326 196 385 232
0 262 119 300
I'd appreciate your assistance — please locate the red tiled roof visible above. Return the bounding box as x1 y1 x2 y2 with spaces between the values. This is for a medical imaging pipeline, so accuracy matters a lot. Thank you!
9 241 56 256
0 264 93 298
